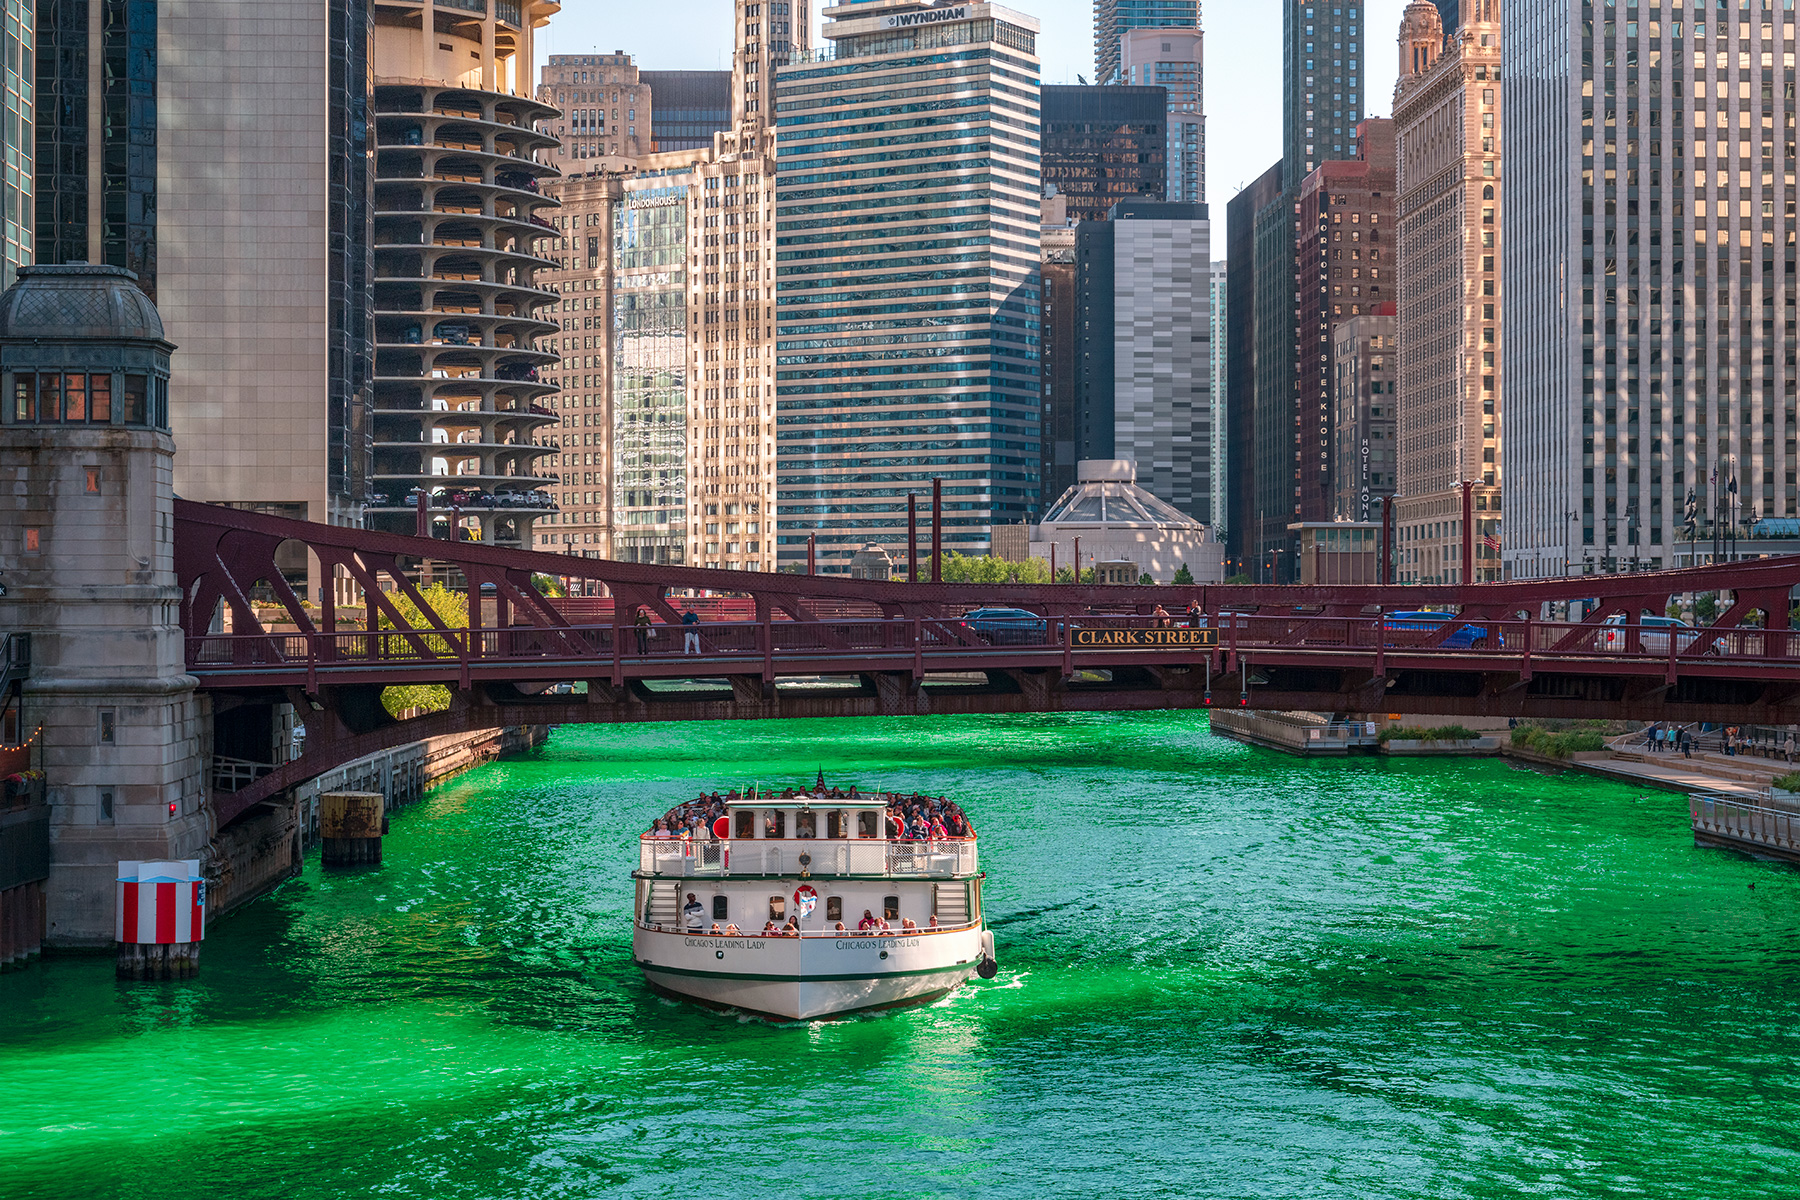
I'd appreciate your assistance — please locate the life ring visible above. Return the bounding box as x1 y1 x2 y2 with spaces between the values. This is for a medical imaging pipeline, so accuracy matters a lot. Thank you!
712 815 730 839
792 884 819 919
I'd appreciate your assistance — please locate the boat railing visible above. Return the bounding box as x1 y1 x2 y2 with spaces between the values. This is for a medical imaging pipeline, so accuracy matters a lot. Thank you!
636 919 983 938
637 836 978 878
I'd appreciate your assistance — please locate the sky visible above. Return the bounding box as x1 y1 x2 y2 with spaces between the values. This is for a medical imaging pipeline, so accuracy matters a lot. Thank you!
537 0 1414 210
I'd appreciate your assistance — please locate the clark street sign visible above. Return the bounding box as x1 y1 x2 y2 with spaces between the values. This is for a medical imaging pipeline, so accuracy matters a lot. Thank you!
884 6 969 28
1071 627 1219 649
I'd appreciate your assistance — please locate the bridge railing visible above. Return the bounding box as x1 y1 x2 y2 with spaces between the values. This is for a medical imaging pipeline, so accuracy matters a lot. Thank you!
184 612 1800 678
637 836 978 879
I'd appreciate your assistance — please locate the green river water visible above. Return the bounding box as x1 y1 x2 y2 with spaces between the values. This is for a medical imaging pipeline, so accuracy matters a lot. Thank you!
3 712 1798 1199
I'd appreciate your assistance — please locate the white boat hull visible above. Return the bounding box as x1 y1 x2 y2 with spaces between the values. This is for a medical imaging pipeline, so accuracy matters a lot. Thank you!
633 924 987 1020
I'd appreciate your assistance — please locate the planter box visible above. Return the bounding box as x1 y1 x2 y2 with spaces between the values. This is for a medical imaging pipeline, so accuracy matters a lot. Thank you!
1383 736 1501 756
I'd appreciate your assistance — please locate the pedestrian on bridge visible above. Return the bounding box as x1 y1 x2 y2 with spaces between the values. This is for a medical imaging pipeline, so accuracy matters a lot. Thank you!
682 608 701 654
634 608 651 655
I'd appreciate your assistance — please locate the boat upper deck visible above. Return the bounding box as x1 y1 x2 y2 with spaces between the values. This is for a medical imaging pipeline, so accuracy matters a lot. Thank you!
638 784 979 880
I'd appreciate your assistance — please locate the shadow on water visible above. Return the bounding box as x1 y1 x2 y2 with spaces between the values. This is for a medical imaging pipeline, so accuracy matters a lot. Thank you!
4 712 1800 1200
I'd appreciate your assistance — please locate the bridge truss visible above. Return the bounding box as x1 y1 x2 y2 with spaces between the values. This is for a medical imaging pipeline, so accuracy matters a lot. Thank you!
174 500 1800 827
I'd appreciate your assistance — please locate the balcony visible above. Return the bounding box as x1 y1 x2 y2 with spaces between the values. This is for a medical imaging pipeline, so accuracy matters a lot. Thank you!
637 836 978 879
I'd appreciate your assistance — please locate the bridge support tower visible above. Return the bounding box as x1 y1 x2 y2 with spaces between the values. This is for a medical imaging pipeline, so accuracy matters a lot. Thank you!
0 265 213 946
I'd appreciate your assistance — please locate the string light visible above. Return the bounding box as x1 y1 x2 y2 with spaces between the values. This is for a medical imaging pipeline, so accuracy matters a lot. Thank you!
0 725 43 753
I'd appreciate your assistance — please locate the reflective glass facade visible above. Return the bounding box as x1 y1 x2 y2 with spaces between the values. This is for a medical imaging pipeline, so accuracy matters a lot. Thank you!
1041 84 1166 222
1093 0 1198 87
613 187 689 565
1284 0 1365 180
641 70 730 151
100 0 155 296
0 0 29 287
35 0 81 268
774 4 1043 571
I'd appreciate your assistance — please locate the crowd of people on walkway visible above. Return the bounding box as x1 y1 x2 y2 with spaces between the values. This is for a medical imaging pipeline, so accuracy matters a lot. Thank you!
645 785 975 840
1641 722 1799 762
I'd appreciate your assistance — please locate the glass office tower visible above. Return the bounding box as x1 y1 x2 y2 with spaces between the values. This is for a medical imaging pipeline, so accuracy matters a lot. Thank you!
774 1 1043 572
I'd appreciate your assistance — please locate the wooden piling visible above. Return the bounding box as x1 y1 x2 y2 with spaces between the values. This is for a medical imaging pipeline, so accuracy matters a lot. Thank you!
320 790 386 867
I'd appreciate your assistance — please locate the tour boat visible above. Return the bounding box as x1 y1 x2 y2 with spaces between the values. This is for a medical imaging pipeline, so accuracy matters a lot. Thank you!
631 780 997 1021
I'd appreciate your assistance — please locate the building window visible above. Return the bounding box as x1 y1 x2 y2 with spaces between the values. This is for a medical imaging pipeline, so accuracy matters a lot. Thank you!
98 709 116 744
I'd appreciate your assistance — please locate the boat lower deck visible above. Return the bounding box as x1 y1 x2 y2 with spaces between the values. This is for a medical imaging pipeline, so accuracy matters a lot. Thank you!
632 923 988 1020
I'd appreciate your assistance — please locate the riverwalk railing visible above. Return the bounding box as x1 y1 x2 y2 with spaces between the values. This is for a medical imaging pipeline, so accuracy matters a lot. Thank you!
638 836 978 879
1689 791 1800 856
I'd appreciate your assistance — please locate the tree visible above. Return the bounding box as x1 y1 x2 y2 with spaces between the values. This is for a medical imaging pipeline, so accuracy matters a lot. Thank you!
1137 572 1155 585
532 573 567 597
1172 563 1195 585
1224 573 1252 585
1696 591 1720 623
931 553 1055 584
377 582 466 717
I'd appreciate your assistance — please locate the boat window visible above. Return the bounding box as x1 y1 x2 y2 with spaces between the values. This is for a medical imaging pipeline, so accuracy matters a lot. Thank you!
735 810 756 839
712 895 728 920
883 896 899 920
826 896 843 922
765 810 786 838
857 810 878 838
795 810 816 839
768 895 786 921
826 809 846 838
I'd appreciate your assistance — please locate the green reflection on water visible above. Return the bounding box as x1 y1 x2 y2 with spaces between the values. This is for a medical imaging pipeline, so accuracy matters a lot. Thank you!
4 712 1798 1200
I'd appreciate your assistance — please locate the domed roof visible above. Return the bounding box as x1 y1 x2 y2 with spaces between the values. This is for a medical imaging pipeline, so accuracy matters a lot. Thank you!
0 263 166 343
1040 460 1205 531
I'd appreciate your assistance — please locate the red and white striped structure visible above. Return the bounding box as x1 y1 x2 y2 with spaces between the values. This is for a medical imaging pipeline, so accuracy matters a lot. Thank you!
115 860 205 944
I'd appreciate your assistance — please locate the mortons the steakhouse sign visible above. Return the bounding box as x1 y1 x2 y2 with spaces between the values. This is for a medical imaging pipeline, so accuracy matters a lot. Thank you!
883 5 969 28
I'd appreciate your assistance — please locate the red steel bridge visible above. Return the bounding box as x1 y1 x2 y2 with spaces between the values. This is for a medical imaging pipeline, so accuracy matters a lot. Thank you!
176 500 1800 826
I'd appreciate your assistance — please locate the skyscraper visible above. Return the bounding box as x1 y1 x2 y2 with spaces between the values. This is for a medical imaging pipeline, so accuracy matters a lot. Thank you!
1503 0 1796 577
1119 27 1205 204
35 0 379 545
1394 0 1502 584
535 1 795 574
364 1 563 550
1041 85 1168 222
1209 255 1227 534
1094 0 1199 88
1292 118 1395 527
1074 200 1214 521
773 0 1043 571
1223 0 1368 581
538 54 653 173
1224 160 1281 575
1284 0 1367 181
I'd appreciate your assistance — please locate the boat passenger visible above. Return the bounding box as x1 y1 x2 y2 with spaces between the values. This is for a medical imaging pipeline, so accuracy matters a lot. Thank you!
763 920 781 936
650 819 673 839
782 918 801 937
724 923 741 936
834 922 847 932
927 916 940 930
899 918 918 932
858 909 879 932
683 892 706 932
930 815 949 839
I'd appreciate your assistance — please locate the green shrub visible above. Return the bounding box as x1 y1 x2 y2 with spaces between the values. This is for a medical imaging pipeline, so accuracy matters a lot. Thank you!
1378 723 1480 744
1773 771 1800 793
1510 724 1606 758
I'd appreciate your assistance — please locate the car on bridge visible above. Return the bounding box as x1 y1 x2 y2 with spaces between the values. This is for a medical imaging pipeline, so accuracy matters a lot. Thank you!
961 607 1058 646
1598 613 1723 654
1382 610 1502 650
